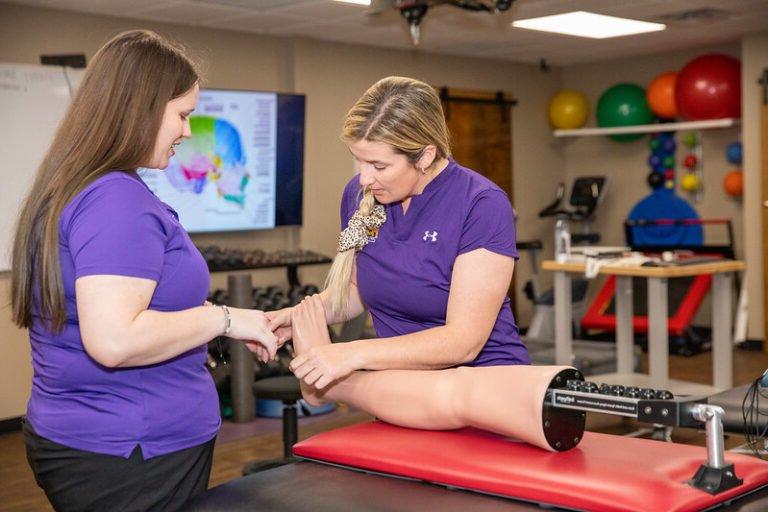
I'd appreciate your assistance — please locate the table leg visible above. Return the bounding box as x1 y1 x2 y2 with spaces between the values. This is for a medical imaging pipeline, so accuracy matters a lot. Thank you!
615 276 634 374
647 277 669 389
554 271 573 366
712 273 734 390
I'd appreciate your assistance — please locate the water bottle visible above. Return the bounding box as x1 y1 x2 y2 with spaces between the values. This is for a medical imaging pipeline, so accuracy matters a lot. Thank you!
555 218 571 263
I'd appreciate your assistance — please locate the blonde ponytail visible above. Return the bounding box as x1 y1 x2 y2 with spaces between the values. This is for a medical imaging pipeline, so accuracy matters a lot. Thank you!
324 189 377 319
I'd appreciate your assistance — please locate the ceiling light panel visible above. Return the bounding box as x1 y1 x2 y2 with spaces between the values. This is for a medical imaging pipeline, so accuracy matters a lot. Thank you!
513 11 666 39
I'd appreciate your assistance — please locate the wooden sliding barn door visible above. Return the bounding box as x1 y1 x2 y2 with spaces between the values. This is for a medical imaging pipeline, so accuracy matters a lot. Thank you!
438 87 517 312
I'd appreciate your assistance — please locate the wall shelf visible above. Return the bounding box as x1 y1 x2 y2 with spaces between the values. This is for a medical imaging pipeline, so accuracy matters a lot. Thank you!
553 118 740 137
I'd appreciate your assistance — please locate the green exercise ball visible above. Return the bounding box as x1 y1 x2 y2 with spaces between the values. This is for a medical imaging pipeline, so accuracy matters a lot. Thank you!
597 83 654 142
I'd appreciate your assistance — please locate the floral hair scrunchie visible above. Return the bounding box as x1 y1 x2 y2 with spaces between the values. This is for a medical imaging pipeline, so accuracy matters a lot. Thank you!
337 204 386 252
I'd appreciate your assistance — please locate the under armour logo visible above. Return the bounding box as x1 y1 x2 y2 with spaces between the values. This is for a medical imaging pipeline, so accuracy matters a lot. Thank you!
423 230 438 242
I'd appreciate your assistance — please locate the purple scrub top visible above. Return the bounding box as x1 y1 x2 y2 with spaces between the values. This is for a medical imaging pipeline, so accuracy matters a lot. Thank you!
341 160 530 366
26 171 220 459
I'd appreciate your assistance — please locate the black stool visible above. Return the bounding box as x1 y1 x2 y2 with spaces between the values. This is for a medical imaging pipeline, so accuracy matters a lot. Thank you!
242 375 305 475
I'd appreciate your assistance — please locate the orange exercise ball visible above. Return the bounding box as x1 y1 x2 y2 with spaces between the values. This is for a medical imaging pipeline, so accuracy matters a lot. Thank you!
723 170 743 197
548 90 589 129
647 72 678 119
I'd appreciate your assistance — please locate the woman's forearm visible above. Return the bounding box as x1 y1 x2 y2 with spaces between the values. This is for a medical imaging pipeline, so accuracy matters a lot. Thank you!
320 288 365 326
91 305 225 367
352 325 484 371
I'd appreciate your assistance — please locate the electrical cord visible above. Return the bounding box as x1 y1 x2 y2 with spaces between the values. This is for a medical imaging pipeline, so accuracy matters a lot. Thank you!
742 371 768 459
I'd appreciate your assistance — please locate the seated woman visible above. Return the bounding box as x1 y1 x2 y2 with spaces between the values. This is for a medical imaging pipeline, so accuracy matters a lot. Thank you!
267 76 529 388
290 295 584 452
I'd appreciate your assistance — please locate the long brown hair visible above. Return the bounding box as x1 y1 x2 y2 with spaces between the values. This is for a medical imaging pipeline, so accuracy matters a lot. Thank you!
325 76 452 317
11 29 199 331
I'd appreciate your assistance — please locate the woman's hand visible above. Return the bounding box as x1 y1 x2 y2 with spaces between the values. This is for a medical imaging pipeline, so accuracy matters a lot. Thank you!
227 307 278 362
289 296 361 390
265 307 294 348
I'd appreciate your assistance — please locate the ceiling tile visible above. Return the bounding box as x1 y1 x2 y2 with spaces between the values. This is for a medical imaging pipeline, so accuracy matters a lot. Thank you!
6 0 768 65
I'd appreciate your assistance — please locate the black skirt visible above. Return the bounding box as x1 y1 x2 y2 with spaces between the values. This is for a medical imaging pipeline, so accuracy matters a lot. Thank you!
23 418 216 512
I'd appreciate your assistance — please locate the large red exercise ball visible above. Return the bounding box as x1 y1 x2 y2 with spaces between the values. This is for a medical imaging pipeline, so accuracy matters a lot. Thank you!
676 54 741 120
646 72 678 119
723 170 743 197
548 90 589 129
597 83 654 142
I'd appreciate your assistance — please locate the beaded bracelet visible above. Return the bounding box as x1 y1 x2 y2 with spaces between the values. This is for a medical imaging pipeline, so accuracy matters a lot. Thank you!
220 304 232 336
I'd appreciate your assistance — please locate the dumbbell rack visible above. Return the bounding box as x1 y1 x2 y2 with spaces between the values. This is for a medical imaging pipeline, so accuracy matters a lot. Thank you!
547 380 743 495
205 249 332 423
204 249 332 290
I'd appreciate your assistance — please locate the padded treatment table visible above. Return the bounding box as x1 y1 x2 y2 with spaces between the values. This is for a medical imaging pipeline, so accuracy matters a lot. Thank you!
187 421 768 512
185 460 768 512
187 461 546 511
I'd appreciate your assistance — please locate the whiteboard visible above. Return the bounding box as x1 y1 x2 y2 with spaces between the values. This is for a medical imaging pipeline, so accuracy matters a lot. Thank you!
0 63 80 271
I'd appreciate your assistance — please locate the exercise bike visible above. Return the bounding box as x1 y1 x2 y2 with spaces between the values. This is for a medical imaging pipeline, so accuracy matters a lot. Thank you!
521 177 607 342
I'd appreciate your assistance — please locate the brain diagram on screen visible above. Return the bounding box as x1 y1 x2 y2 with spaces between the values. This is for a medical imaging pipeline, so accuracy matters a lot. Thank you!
166 116 250 205
140 90 278 232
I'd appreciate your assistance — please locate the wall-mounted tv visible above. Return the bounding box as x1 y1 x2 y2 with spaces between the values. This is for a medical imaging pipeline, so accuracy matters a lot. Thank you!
139 88 305 233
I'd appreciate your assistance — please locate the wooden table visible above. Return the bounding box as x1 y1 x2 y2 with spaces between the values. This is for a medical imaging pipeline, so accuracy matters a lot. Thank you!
541 259 745 395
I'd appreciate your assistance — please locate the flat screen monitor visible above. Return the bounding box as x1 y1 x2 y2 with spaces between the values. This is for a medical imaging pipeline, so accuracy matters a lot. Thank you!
139 88 305 233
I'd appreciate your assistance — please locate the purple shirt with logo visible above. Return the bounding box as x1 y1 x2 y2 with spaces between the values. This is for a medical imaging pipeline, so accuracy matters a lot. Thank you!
341 160 530 366
27 171 220 459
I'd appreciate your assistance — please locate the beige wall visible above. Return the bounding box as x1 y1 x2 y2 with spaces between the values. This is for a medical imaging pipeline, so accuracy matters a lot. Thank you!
0 3 563 419
741 32 768 340
0 278 33 421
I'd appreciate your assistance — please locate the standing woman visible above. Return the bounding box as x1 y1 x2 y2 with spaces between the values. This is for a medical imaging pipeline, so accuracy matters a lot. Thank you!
269 76 528 390
11 30 276 511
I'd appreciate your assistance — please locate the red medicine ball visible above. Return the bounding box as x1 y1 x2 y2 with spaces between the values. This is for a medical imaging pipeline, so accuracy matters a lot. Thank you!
676 54 741 120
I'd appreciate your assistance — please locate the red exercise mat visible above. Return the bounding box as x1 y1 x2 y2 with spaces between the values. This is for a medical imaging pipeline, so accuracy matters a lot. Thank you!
294 421 768 512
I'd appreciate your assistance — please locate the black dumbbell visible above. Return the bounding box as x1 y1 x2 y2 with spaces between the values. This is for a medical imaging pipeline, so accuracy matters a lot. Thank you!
655 390 674 400
639 388 657 400
275 296 292 309
582 381 598 393
224 253 239 269
599 383 612 395
254 298 270 311
303 284 320 296
288 286 304 301
211 254 226 270
211 289 227 304
625 387 641 399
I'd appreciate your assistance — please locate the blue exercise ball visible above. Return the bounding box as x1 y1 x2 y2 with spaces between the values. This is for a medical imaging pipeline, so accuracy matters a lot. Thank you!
726 141 742 164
